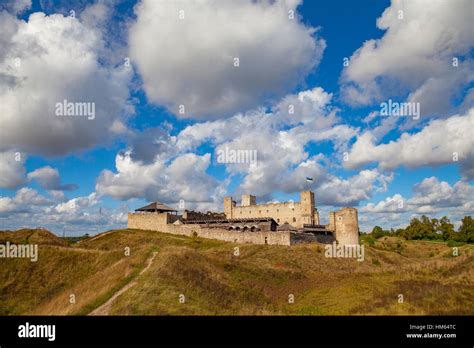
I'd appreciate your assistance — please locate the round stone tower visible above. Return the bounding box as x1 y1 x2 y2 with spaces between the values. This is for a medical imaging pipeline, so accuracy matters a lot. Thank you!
334 207 359 245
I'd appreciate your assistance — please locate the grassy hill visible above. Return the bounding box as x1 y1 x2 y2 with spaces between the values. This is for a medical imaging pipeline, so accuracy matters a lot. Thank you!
0 228 473 315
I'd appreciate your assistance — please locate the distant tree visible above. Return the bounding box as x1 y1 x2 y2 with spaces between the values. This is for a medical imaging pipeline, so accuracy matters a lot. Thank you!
394 228 405 237
458 216 474 243
437 216 455 241
403 217 422 240
389 215 472 244
371 226 384 238
370 225 393 239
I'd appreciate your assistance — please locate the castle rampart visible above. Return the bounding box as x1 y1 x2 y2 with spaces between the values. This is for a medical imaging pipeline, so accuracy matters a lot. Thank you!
128 191 359 246
224 191 319 228
128 213 300 245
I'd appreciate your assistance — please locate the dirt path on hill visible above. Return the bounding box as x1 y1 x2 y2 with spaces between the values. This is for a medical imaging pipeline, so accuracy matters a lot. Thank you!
88 251 158 316
81 230 115 243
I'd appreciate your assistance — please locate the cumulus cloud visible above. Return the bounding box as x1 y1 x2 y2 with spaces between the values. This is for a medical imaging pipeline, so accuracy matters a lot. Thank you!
0 187 50 216
178 87 358 199
128 127 177 164
129 0 325 119
345 108 474 179
361 194 405 214
0 0 32 15
340 0 474 116
27 166 78 191
0 11 132 156
47 190 68 202
96 87 375 207
0 151 26 189
54 192 99 214
0 187 129 234
269 157 393 207
361 176 474 214
96 151 226 206
409 177 474 212
360 177 474 229
315 169 393 207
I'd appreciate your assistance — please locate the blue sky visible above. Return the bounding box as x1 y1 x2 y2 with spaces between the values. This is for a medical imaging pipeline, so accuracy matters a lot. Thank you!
0 0 472 235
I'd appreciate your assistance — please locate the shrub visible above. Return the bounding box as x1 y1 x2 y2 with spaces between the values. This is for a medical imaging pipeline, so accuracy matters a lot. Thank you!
447 240 465 247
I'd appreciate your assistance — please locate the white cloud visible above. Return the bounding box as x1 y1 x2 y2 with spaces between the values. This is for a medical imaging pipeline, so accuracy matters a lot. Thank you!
361 194 406 214
54 192 99 214
15 187 51 206
0 151 26 189
27 166 77 191
340 0 474 116
47 190 68 202
0 187 130 233
96 151 226 206
409 177 474 212
360 177 474 230
0 197 19 215
345 108 474 179
100 87 377 207
0 0 32 15
0 11 132 156
129 0 325 119
0 187 50 216
178 87 359 199
316 169 393 207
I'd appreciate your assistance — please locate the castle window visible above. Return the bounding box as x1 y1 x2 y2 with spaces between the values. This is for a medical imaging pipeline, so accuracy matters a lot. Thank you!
277 209 279 212
259 210 261 213
249 211 252 214
277 219 280 223
293 217 296 222
266 210 269 213
292 208 294 211
338 216 342 221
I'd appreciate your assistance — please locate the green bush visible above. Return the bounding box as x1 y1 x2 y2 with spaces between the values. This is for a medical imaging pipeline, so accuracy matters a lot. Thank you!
447 240 465 247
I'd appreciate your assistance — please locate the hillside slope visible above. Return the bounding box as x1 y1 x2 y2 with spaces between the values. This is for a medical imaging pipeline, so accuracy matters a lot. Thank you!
0 229 473 315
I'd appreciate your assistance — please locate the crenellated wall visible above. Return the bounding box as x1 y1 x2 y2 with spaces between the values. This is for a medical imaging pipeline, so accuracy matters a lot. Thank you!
128 213 296 246
224 191 319 228
128 195 360 246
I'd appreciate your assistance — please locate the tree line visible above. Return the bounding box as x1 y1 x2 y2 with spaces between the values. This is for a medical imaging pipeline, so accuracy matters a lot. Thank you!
364 215 474 246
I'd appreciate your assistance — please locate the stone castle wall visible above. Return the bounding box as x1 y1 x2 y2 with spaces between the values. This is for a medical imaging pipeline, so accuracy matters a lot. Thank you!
128 190 360 246
224 191 318 228
128 213 296 246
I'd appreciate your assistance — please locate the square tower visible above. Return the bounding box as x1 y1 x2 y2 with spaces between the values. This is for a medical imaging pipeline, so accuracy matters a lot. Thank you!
241 194 256 206
300 191 315 225
224 197 235 218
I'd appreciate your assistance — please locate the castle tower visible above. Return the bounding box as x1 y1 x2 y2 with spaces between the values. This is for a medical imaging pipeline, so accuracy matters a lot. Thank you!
314 208 320 225
328 211 336 231
300 191 315 226
333 208 359 245
224 197 234 219
241 194 256 206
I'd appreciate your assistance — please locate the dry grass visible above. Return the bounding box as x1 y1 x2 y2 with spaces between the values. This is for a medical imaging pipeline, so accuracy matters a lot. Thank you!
0 228 472 315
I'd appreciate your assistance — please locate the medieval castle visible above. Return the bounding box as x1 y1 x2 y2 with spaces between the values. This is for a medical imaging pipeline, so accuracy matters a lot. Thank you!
128 191 359 246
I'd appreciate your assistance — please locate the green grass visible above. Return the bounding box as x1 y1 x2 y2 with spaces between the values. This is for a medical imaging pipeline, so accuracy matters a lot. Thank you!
0 228 473 315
